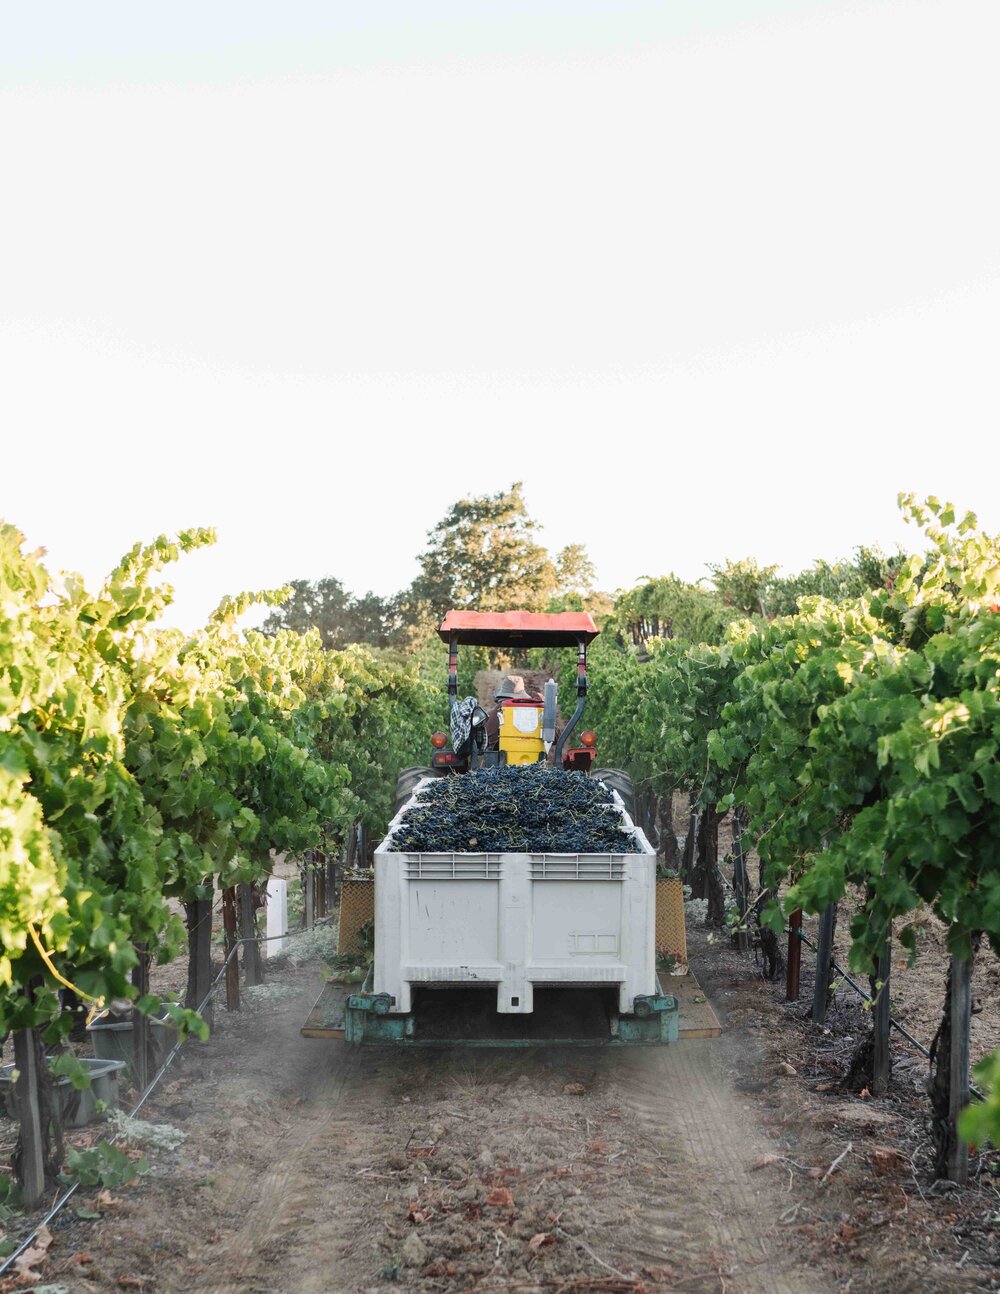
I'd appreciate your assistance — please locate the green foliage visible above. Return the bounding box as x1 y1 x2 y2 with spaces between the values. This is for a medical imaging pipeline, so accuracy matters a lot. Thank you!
614 575 736 645
553 544 597 598
261 577 400 649
0 1170 20 1228
64 1141 148 1189
959 1052 1000 1149
0 522 436 1041
593 495 1000 1150
765 547 902 617
50 1052 93 1091
257 488 611 663
707 557 778 618
409 482 560 616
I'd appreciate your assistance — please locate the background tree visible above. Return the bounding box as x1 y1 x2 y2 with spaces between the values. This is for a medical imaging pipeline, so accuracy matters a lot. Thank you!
707 558 778 618
555 544 596 597
409 482 559 616
261 577 397 648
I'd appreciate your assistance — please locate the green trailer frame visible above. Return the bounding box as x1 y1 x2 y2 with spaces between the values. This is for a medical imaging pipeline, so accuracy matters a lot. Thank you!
302 970 680 1046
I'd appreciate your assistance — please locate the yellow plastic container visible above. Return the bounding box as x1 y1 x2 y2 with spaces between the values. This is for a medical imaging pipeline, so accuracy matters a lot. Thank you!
499 705 544 764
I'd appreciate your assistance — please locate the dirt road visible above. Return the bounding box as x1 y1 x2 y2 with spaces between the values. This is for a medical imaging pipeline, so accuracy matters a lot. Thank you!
31 938 997 1294
179 1033 823 1294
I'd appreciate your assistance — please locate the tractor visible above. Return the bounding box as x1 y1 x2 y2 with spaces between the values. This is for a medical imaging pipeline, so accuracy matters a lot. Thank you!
302 611 711 1046
393 610 636 821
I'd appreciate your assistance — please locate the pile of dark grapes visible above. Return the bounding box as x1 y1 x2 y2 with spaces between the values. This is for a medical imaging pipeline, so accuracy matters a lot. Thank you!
388 765 641 854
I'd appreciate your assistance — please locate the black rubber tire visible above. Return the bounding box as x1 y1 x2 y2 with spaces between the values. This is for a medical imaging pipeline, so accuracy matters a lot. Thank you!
590 767 637 824
394 766 439 815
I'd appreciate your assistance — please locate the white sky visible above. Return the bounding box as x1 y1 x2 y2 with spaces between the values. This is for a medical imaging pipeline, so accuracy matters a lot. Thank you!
2 1 997 627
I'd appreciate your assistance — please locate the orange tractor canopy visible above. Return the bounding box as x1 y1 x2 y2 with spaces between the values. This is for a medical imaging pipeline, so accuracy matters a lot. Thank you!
430 610 600 774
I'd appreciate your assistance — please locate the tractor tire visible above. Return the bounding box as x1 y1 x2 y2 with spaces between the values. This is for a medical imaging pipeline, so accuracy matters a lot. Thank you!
590 767 638 824
394 766 439 816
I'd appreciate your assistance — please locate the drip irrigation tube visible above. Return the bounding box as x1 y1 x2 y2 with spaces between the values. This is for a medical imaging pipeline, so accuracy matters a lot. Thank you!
0 922 330 1279
793 927 984 1102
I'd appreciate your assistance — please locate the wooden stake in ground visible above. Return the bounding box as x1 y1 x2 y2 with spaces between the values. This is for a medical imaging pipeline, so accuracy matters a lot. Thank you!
131 945 152 1092
692 809 726 925
302 861 315 931
12 1028 45 1207
185 894 215 1028
239 882 263 986
731 818 749 953
871 940 892 1096
947 954 972 1185
930 940 978 1182
811 904 837 1024
222 887 241 1012
327 848 340 909
786 910 802 1002
314 851 327 918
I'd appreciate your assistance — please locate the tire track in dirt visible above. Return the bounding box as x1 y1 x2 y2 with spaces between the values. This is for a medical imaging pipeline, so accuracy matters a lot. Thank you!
607 1042 830 1294
163 1020 376 1294
166 1035 834 1294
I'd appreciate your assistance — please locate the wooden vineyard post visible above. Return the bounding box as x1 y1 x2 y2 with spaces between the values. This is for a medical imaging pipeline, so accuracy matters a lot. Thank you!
131 945 152 1092
871 940 892 1096
786 910 802 1001
302 862 315 930
811 904 837 1024
731 820 749 953
327 848 340 910
947 954 972 1184
239 882 263 986
12 1028 45 1207
681 808 698 878
315 852 327 918
345 821 359 870
222 887 240 1012
185 896 215 1028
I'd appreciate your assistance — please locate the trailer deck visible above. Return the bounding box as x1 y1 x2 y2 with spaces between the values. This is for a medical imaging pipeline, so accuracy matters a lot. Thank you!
301 965 720 1043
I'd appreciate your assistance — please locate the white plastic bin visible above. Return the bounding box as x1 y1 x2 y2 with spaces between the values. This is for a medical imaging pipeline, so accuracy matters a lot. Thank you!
374 779 656 1017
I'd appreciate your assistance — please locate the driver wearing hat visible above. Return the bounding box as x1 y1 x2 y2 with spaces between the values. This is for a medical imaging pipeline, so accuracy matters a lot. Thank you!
484 674 538 751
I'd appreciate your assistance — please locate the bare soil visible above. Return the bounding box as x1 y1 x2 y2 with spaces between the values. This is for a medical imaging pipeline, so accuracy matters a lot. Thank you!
3 918 998 1294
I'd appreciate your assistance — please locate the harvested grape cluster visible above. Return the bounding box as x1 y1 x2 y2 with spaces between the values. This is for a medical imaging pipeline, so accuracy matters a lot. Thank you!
388 765 641 854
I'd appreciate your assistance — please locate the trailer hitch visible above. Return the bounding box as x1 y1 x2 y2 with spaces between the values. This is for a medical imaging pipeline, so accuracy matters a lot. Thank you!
613 992 679 1043
346 991 392 1016
632 993 675 1018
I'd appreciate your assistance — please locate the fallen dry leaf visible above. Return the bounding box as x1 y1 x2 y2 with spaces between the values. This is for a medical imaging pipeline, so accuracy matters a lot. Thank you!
14 1223 52 1281
562 1082 586 1096
751 1154 780 1170
96 1188 123 1208
485 1186 514 1209
117 1278 148 1290
529 1232 555 1250
70 1250 94 1265
424 1260 458 1277
857 1087 871 1100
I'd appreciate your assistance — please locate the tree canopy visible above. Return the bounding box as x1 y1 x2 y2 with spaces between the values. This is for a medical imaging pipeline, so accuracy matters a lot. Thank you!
409 482 558 616
261 577 398 649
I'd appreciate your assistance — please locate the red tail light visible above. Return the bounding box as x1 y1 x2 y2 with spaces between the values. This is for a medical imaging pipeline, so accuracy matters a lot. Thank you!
580 730 597 748
431 731 448 749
